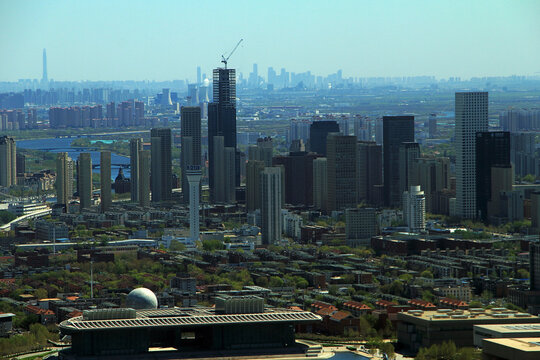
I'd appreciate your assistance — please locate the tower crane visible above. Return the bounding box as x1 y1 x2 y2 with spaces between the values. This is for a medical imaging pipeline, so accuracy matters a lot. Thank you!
221 39 243 69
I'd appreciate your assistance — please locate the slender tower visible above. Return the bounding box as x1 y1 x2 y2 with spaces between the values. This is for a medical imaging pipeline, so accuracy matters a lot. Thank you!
129 138 142 202
100 151 111 212
186 166 202 242
455 92 488 218
42 49 48 83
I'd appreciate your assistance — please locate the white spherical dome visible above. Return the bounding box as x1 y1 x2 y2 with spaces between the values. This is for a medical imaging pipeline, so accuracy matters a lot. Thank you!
203 78 210 87
126 288 158 310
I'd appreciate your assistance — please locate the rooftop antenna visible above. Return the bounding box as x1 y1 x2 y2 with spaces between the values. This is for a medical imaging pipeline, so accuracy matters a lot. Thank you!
221 39 243 69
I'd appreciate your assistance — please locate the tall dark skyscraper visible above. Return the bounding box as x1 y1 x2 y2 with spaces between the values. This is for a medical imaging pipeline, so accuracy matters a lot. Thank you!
208 68 237 200
357 141 382 205
309 121 340 156
475 131 510 221
272 151 321 206
151 128 172 202
42 48 48 83
181 106 201 204
383 116 415 207
326 134 357 212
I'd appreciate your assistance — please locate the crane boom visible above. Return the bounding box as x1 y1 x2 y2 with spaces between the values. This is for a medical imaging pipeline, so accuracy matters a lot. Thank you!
221 39 243 69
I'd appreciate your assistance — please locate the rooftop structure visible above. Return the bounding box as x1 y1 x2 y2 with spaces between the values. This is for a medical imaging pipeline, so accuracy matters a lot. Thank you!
397 308 540 352
482 337 540 360
60 305 321 357
474 323 540 347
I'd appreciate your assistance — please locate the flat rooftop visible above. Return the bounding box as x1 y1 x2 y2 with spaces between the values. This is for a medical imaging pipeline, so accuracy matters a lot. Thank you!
475 323 540 334
398 308 539 322
483 337 540 352
60 307 321 332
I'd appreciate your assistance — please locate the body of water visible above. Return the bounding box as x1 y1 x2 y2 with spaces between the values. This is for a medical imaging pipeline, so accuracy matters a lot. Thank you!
330 352 370 360
17 137 131 180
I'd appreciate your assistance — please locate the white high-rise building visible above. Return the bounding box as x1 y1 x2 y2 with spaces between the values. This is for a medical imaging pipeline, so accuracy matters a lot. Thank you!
455 92 488 218
261 167 282 245
403 185 426 233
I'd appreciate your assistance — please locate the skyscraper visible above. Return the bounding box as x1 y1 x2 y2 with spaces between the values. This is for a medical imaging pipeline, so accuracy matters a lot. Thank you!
326 134 357 212
357 141 382 205
246 160 265 212
181 106 201 204
212 136 235 203
187 84 199 106
248 137 273 166
313 157 328 211
139 150 151 207
309 121 340 156
399 142 421 195
403 185 426 233
208 68 238 199
414 157 450 214
42 48 48 84
151 128 172 202
272 151 320 206
476 131 510 220
0 136 16 187
129 138 143 202
383 116 415 207
78 153 92 211
100 151 111 212
186 166 202 242
56 153 73 207
428 113 437 138
261 167 282 245
455 92 488 218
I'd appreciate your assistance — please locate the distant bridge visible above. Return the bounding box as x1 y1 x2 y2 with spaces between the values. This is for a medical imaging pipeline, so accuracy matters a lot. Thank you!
92 164 130 169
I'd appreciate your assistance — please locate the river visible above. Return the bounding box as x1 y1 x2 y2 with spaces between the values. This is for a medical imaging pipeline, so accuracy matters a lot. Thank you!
17 137 131 180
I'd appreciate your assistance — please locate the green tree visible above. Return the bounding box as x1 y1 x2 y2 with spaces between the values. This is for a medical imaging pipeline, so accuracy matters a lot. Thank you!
268 276 284 288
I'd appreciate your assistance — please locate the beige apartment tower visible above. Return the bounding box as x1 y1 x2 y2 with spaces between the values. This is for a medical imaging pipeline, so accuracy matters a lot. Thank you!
56 152 74 206
0 136 16 187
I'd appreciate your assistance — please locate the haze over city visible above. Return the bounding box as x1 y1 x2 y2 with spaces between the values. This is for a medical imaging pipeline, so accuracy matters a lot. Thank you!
1 0 540 81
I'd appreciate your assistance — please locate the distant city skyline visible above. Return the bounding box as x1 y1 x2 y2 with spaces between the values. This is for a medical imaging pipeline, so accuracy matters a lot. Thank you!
0 0 539 82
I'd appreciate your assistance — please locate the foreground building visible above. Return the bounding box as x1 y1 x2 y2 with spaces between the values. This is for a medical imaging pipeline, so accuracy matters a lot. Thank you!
59 293 320 357
397 308 540 352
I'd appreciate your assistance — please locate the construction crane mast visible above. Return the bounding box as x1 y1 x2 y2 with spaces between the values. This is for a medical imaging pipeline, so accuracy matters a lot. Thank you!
221 39 243 69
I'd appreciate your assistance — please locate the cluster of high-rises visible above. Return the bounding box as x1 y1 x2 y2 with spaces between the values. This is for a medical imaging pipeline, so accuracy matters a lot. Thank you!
0 109 37 130
49 101 144 128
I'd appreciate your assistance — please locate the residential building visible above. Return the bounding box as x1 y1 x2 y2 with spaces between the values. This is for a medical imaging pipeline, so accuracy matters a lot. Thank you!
56 153 73 206
0 136 16 187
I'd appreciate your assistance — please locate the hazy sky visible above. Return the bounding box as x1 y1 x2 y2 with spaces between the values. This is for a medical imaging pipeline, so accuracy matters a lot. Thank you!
0 0 539 82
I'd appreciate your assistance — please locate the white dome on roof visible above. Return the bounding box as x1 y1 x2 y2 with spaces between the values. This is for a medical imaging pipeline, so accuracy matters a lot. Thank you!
126 288 158 310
